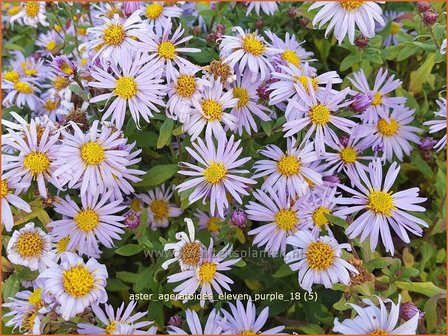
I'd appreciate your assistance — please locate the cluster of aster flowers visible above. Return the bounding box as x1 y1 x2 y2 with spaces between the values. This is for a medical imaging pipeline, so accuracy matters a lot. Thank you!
1 1 445 335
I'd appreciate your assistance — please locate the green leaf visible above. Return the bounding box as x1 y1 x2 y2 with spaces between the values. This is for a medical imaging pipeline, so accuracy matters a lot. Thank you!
363 48 383 64
364 257 394 271
409 53 435 94
424 292 446 331
106 278 129 291
324 213 347 228
272 263 294 278
134 164 178 187
2 274 20 301
115 244 143 256
116 271 139 283
157 118 174 149
395 281 445 297
397 44 420 61
340 54 361 72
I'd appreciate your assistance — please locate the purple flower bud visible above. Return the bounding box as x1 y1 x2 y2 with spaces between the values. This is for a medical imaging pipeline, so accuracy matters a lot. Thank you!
51 55 76 79
417 1 431 13
207 33 218 44
125 210 141 229
123 1 141 16
323 175 341 185
400 302 425 321
255 19 264 29
339 136 350 147
215 24 225 35
354 35 369 48
287 8 297 18
257 82 270 100
299 17 310 27
419 137 437 151
350 93 373 113
168 314 182 327
231 209 247 227
423 9 439 25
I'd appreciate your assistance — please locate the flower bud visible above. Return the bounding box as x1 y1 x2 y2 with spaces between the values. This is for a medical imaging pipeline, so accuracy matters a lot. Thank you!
287 8 297 18
339 136 350 147
125 210 141 229
231 209 247 227
255 18 264 29
419 137 437 151
355 35 369 48
399 302 425 321
215 24 225 35
299 17 310 27
51 55 76 78
417 1 431 13
123 1 140 16
423 9 439 25
168 314 182 327
350 93 373 113
323 175 341 185
207 33 218 44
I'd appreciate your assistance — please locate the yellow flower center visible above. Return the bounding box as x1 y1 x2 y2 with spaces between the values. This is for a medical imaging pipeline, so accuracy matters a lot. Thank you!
28 288 43 308
46 40 57 52
242 34 266 56
239 331 257 335
204 162 227 184
340 147 358 164
115 76 138 99
21 62 37 76
53 76 70 90
63 265 95 298
57 237 71 253
176 75 197 97
105 321 117 334
199 262 217 283
201 99 223 121
372 92 383 106
367 191 394 216
44 99 59 111
146 3 164 19
306 241 334 270
130 199 143 212
25 2 39 17
16 232 44 257
60 61 74 75
14 81 33 94
340 1 364 11
158 41 176 59
149 199 169 221
1 180 9 198
309 104 331 125
23 152 50 175
281 49 300 67
207 217 220 233
24 311 38 333
105 8 123 19
391 22 401 34
4 70 20 82
233 87 250 109
80 142 105 165
369 329 389 336
74 209 100 232
377 118 399 136
103 24 126 46
275 209 298 231
78 27 87 36
209 60 232 83
297 75 318 93
312 207 332 227
8 6 20 16
277 155 301 176
179 242 202 267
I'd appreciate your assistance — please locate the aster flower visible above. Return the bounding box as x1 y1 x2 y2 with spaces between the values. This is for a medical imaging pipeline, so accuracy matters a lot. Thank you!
182 77 238 140
77 301 155 334
168 309 223 335
2 77 42 109
89 51 166 129
253 138 323 199
285 230 358 292
177 135 255 217
333 295 419 334
143 2 182 27
38 252 108 320
195 209 224 237
81 11 145 63
48 190 126 258
424 98 447 152
10 50 49 80
138 19 200 82
162 218 205 271
379 11 407 46
220 299 285 334
2 119 63 198
50 55 77 79
35 91 67 122
10 1 48 27
219 27 280 82
1 166 31 232
167 241 240 307
166 67 210 122
7 222 55 271
309 1 385 45
36 30 62 57
354 106 421 162
334 159 428 255
349 68 406 123
53 121 132 196
283 81 355 155
246 188 303 256
246 1 279 16
265 30 314 68
137 184 183 230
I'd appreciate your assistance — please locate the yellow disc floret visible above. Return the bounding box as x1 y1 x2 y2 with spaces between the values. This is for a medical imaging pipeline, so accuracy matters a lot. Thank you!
103 24 126 46
149 199 169 221
146 3 164 19
233 87 250 109
275 209 298 231
23 152 50 175
201 99 223 121
377 118 399 136
16 232 44 257
367 191 394 216
63 265 95 297
176 75 197 97
204 162 227 184
115 76 138 99
340 147 358 164
242 34 266 56
309 104 331 125
158 41 176 59
306 241 334 270
80 142 105 165
199 262 217 283
277 155 301 176
74 209 100 232
281 49 300 67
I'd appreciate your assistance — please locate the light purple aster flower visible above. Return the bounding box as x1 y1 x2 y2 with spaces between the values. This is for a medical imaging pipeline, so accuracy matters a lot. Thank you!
219 299 285 334
283 81 355 155
177 135 256 217
167 309 223 335
424 97 447 152
48 190 126 258
253 138 323 199
334 159 428 255
2 77 42 109
378 11 407 46
349 68 406 123
245 1 279 16
142 1 183 27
